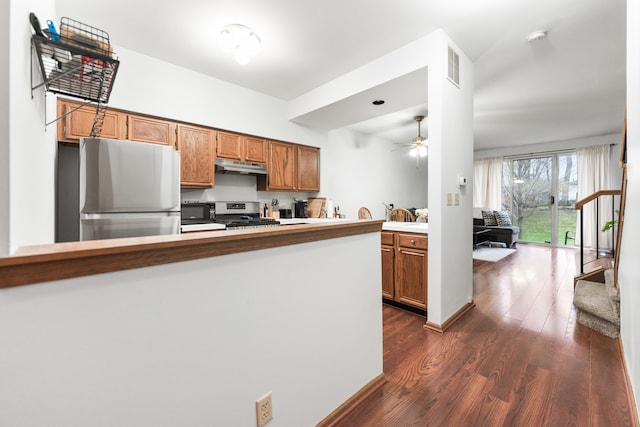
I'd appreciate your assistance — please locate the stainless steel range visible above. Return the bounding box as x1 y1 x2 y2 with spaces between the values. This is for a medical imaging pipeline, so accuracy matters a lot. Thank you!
214 201 280 229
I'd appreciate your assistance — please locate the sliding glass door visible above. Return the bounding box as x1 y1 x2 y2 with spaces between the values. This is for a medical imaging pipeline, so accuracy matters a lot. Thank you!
503 152 577 246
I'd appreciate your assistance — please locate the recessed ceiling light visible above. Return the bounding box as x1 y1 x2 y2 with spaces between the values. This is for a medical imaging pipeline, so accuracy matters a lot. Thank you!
372 100 385 105
527 30 547 44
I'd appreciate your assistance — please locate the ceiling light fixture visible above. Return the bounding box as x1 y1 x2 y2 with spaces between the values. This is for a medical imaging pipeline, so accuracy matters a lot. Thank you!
392 115 428 168
409 116 428 159
220 24 261 65
527 30 547 44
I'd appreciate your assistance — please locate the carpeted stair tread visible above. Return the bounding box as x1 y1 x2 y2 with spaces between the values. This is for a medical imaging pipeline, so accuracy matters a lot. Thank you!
576 309 619 339
573 279 620 325
573 270 620 338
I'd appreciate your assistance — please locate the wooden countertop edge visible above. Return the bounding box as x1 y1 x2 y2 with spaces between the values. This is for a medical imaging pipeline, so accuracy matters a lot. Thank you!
1 220 384 289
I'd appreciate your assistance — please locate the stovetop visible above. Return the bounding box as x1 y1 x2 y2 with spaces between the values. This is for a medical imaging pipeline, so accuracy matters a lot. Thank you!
216 216 280 229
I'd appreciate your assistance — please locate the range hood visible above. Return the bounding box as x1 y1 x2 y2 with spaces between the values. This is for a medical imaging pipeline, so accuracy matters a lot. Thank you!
214 159 267 175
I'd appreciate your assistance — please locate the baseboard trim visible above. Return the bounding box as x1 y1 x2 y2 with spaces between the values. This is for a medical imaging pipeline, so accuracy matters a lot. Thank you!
424 301 475 333
316 373 386 427
617 339 640 426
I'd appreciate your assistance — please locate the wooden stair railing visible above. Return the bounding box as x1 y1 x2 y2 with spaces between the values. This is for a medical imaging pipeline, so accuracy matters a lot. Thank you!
574 115 627 282
574 189 621 276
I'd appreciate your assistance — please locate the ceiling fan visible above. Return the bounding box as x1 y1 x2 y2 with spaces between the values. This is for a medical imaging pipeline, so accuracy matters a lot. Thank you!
393 115 428 168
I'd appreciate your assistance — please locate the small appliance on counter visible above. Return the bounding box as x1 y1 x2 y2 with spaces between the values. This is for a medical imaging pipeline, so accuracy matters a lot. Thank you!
279 208 292 218
180 201 224 232
79 138 181 241
294 199 307 218
181 201 216 224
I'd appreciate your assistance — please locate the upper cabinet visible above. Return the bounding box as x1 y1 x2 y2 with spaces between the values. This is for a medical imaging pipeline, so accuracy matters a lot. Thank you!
55 98 318 191
178 125 216 188
217 131 266 163
245 136 267 163
296 145 320 192
127 115 177 148
258 141 320 192
57 99 126 143
263 140 297 191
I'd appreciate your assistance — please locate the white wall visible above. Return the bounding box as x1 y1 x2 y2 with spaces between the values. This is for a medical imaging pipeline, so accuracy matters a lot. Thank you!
427 33 475 324
5 0 57 255
0 0 10 255
325 128 428 220
620 0 640 416
107 47 326 149
0 233 383 426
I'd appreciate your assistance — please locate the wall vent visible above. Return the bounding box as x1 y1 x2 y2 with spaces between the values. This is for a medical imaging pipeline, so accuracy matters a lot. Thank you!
447 46 460 87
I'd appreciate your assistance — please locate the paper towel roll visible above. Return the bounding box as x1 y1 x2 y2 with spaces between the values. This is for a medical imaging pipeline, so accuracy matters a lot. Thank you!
325 199 334 218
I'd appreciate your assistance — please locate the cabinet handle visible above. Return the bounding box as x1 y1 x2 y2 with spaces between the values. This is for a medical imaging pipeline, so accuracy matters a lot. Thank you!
410 240 416 244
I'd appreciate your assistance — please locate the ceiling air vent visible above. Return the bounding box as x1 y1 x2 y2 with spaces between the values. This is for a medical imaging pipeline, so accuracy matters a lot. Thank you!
447 46 460 87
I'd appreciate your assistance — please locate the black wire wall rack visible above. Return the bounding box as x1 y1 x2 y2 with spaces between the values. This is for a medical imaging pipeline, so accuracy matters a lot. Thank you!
31 17 120 137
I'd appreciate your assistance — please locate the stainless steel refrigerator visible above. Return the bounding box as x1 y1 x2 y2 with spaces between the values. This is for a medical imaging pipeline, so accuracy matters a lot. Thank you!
79 137 180 241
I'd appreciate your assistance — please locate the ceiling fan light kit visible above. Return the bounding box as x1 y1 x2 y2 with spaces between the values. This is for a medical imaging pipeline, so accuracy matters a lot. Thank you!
392 115 429 168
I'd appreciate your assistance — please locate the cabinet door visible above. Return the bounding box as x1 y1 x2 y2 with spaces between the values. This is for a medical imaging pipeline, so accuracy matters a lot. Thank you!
267 141 296 191
297 145 320 192
57 100 126 143
381 244 395 299
216 131 243 160
245 136 266 163
177 125 215 188
396 247 428 310
127 115 177 148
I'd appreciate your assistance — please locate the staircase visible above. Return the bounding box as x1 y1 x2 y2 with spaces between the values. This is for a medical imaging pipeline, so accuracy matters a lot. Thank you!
573 117 628 338
574 268 620 338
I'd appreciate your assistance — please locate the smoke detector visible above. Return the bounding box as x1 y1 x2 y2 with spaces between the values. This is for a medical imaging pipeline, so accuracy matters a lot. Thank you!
527 30 547 44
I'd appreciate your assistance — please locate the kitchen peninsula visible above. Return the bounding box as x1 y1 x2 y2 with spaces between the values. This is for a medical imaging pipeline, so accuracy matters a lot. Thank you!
0 220 384 426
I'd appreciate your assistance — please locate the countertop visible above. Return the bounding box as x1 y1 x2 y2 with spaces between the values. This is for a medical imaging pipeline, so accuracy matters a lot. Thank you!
3 220 383 289
382 222 429 234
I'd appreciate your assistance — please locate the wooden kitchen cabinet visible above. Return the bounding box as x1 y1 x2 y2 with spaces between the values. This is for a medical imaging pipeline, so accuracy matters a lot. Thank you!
245 136 267 163
381 231 428 311
126 114 177 148
57 99 126 143
258 140 320 192
216 132 267 163
381 231 395 299
216 131 242 160
296 145 320 191
260 140 297 191
177 124 216 188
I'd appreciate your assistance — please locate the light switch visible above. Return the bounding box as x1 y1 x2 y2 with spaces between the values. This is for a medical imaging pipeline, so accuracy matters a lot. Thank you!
446 193 452 206
454 193 460 206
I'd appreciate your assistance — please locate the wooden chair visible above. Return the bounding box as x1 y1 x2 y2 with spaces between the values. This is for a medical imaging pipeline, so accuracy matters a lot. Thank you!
358 207 372 219
388 208 415 222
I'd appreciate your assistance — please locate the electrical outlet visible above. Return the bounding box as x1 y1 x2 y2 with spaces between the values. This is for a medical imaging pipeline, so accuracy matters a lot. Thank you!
446 193 452 206
454 193 460 206
256 392 273 427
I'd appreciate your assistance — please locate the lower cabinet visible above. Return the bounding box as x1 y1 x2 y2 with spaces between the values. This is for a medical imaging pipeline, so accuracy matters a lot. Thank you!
381 231 428 311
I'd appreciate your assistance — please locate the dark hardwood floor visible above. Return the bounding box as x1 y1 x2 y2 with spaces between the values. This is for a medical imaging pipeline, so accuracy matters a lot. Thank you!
334 244 635 426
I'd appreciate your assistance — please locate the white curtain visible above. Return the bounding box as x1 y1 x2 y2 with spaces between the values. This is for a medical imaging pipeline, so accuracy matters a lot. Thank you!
575 144 612 249
473 156 503 211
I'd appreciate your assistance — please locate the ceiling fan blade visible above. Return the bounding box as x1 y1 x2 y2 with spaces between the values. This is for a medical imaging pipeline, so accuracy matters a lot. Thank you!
391 145 414 152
